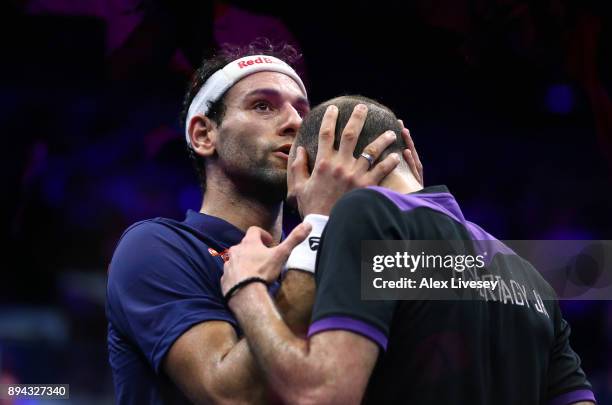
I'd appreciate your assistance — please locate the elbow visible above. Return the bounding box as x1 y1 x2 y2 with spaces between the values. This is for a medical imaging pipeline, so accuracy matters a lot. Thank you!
282 387 331 405
278 381 352 405
269 368 322 405
271 357 359 405
194 386 265 405
189 374 265 405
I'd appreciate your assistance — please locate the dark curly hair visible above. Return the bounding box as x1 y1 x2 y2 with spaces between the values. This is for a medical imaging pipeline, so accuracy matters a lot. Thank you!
181 38 303 192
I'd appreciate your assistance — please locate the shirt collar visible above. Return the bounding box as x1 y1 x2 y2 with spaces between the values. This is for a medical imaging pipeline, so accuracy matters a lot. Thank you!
368 184 465 223
411 185 465 223
184 209 245 247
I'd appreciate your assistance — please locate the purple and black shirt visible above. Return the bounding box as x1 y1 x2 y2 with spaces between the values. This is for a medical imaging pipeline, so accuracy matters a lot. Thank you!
308 185 595 405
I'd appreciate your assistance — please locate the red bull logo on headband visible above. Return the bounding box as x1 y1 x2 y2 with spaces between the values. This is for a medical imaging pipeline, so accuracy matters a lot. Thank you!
237 56 279 69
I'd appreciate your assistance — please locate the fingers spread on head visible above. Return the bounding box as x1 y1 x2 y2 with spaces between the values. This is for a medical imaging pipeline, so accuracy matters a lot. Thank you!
289 146 310 187
369 153 400 184
403 128 419 160
339 104 368 157
402 128 424 183
403 149 418 178
357 130 396 172
316 105 338 164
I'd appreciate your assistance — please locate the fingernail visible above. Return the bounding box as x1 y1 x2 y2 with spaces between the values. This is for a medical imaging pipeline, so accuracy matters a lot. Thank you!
327 105 337 113
356 104 367 112
398 119 404 126
387 131 397 139
390 153 400 161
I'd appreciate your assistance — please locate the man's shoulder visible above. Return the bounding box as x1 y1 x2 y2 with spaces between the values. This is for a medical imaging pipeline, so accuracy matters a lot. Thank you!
120 216 183 241
333 188 399 216
115 215 214 253
323 188 407 242
333 187 446 223
108 216 217 286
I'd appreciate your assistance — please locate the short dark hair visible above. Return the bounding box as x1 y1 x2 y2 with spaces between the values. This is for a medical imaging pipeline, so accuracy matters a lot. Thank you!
181 38 303 191
294 95 407 172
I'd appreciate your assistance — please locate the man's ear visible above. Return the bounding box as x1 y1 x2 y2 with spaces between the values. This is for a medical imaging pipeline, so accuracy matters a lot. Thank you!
188 115 217 158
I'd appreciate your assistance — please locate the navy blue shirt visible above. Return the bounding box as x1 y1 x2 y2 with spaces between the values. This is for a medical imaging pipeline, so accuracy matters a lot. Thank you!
106 210 278 404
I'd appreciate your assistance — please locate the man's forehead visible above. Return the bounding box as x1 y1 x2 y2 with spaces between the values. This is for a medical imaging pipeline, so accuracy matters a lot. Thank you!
227 71 308 102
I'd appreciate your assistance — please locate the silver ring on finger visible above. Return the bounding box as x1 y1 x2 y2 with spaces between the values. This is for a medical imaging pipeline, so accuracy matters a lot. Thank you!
360 152 375 169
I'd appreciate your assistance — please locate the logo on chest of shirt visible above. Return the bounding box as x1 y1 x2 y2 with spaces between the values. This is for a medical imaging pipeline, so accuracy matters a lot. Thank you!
208 247 230 262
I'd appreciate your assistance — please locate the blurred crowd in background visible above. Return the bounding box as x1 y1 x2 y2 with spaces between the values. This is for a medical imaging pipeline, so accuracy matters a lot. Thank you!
2 0 611 403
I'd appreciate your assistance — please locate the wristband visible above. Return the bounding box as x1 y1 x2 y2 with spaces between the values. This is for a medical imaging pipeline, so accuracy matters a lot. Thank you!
224 277 268 303
285 214 329 274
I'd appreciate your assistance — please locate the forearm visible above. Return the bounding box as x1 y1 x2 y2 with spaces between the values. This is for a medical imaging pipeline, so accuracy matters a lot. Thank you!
274 270 315 336
165 320 268 405
210 337 267 404
230 283 328 403
200 271 314 403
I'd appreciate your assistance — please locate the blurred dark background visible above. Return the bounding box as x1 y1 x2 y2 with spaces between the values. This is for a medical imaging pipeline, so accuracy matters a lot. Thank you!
2 0 611 403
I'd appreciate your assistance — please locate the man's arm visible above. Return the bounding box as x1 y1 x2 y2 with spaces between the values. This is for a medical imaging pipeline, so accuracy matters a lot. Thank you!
546 306 597 405
227 281 379 405
220 197 394 404
274 270 315 336
163 269 315 404
164 321 265 405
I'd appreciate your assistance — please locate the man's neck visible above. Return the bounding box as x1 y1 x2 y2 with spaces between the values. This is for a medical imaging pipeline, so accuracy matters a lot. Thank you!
379 169 424 195
200 178 284 244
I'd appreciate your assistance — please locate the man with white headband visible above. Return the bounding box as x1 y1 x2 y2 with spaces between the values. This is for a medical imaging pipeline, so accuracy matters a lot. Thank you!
106 39 422 404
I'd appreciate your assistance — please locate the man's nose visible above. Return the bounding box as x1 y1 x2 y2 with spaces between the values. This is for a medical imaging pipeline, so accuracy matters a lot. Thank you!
278 103 302 137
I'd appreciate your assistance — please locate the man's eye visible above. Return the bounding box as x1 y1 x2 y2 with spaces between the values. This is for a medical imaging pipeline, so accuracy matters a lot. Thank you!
254 101 271 111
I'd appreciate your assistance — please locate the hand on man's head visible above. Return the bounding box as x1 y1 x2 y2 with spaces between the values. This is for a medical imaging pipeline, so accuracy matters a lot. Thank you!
288 104 401 217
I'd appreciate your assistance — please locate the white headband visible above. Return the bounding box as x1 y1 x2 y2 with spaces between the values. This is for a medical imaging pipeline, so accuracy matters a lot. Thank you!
185 55 307 146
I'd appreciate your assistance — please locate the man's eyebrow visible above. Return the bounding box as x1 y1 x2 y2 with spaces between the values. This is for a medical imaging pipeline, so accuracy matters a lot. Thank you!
244 88 309 107
295 96 310 109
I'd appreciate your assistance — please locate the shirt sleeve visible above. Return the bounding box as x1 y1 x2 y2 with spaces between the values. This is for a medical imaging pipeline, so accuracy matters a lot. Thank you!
106 220 236 373
546 302 596 405
308 189 399 351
